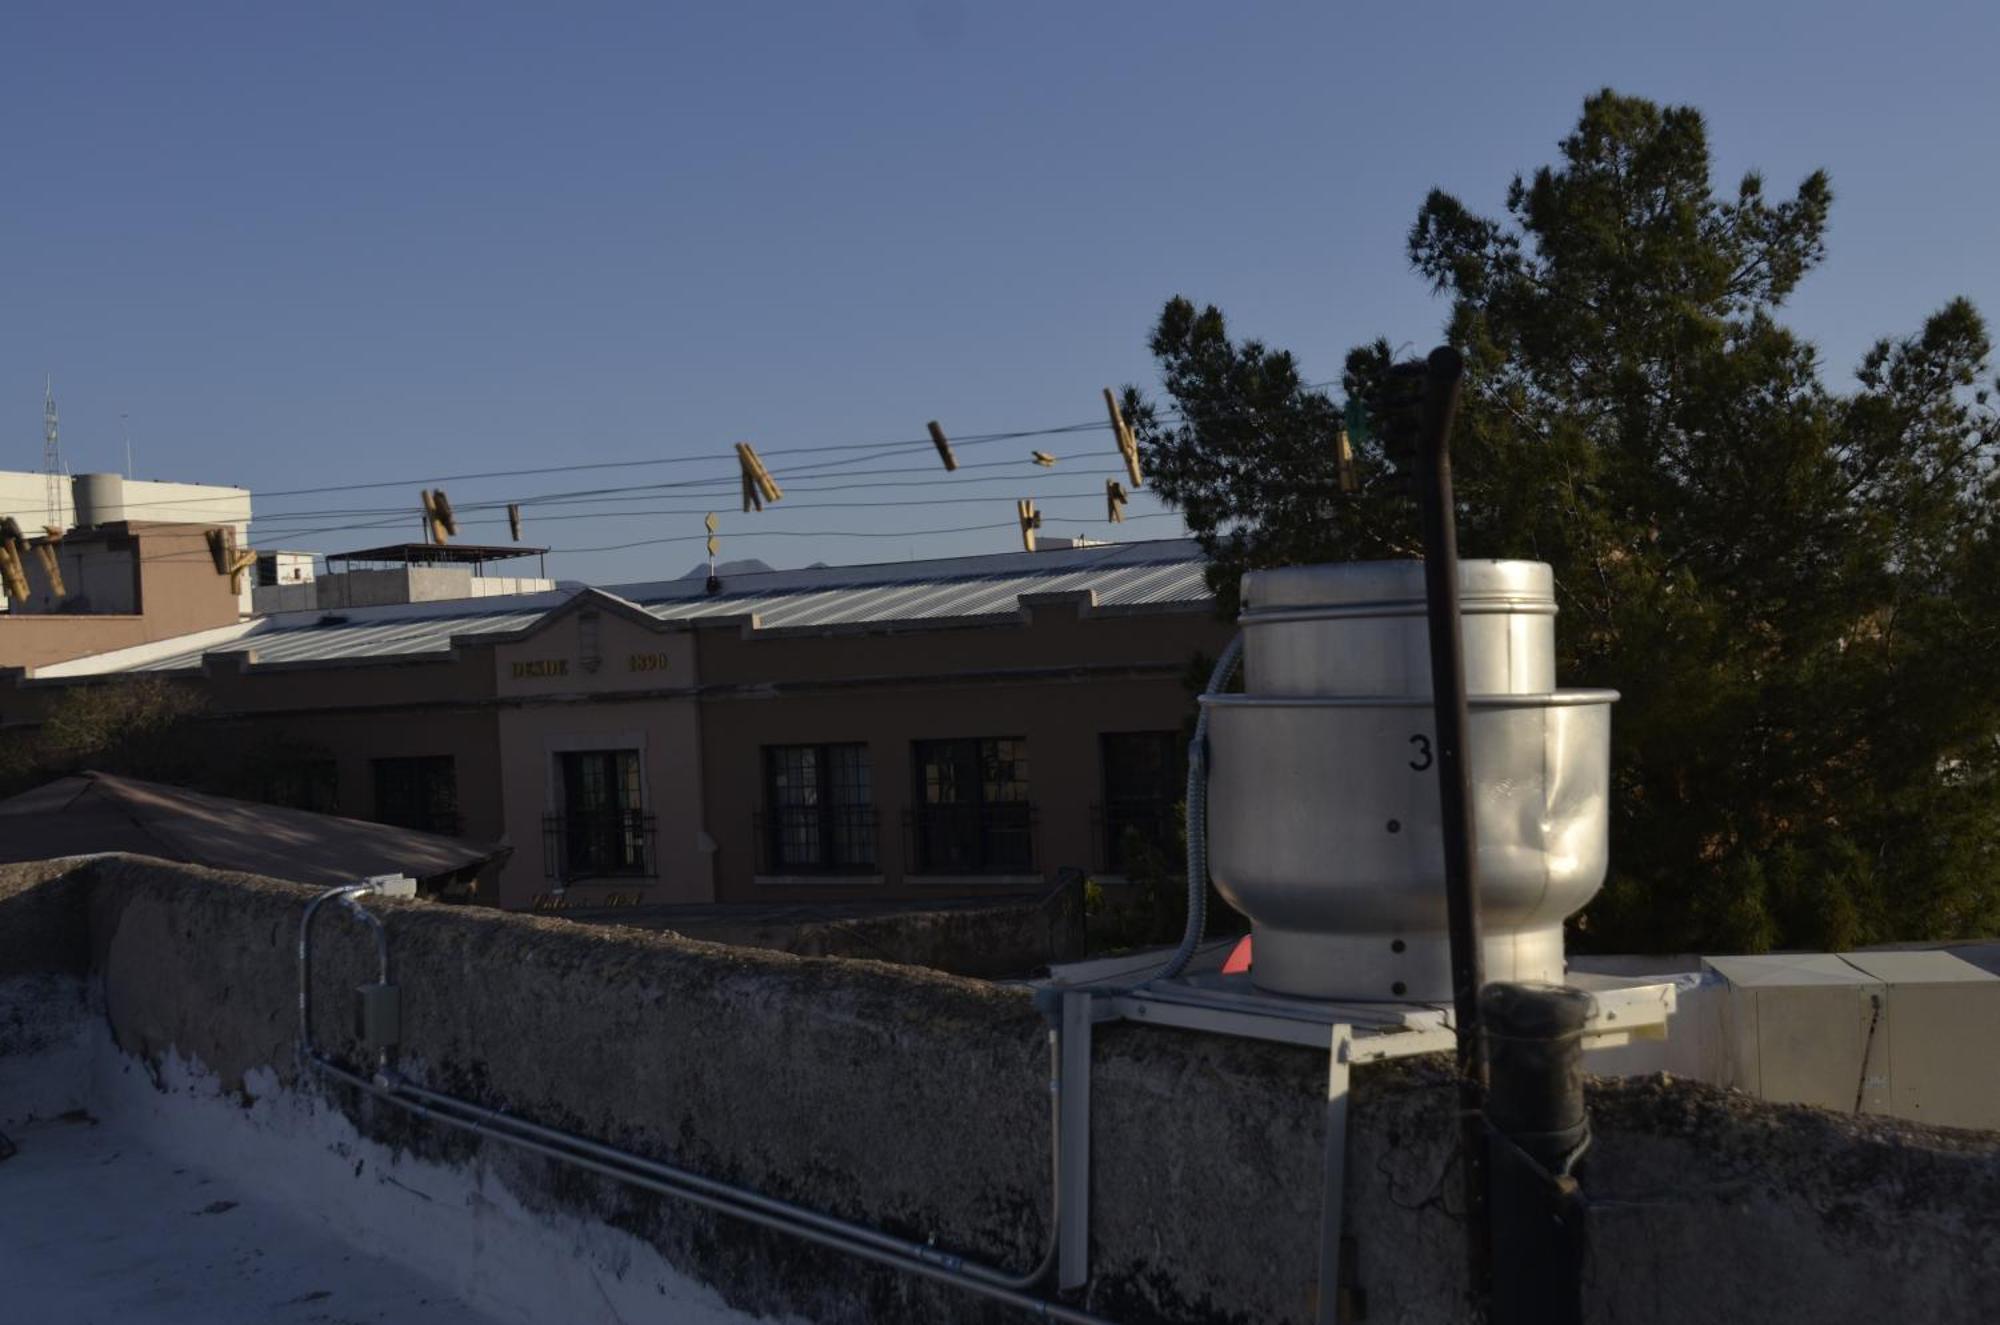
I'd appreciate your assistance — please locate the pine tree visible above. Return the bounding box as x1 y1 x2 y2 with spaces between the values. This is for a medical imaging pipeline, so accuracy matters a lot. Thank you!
1132 90 2000 953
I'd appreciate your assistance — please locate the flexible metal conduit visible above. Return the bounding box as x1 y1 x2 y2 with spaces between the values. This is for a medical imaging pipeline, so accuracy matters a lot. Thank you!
298 883 1113 1325
1156 632 1244 981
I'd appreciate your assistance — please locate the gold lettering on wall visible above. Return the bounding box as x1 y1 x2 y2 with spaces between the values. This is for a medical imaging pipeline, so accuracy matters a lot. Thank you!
531 891 645 911
511 658 570 679
627 651 671 674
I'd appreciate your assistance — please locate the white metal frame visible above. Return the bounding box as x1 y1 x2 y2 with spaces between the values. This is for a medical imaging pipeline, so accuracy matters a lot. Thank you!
1054 974 1676 1324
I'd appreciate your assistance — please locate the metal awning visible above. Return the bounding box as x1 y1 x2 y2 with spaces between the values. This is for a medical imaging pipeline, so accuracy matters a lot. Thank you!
327 542 550 568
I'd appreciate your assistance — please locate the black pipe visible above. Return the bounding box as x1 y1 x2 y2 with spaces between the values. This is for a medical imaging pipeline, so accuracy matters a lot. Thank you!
1409 344 1493 1294
1482 982 1592 1325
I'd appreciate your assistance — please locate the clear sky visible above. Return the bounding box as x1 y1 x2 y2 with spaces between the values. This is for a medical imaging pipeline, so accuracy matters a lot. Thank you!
4 1 1993 584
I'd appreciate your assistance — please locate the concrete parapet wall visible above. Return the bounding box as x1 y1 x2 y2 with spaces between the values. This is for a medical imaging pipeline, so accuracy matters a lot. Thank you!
2 855 1996 1324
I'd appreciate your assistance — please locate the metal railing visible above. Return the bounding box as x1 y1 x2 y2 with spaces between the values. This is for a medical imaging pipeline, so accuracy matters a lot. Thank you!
542 810 657 882
903 802 1038 875
753 804 880 875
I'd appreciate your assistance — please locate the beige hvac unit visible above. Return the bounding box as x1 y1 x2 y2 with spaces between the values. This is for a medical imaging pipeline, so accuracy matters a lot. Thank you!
1702 950 2000 1131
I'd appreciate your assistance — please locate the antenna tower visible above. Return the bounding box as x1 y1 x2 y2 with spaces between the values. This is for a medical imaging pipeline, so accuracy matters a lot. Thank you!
43 378 63 530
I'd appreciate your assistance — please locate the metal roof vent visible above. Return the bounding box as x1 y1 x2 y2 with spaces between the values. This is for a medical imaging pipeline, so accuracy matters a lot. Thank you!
1199 558 1617 1001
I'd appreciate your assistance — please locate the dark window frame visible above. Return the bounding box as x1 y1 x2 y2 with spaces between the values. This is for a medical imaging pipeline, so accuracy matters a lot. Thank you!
370 755 460 836
259 758 340 815
909 737 1035 875
543 748 654 881
759 742 877 875
1096 730 1186 874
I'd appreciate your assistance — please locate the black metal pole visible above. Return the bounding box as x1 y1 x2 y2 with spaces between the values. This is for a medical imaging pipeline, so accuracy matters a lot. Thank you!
1482 982 1592 1325
1410 345 1492 1297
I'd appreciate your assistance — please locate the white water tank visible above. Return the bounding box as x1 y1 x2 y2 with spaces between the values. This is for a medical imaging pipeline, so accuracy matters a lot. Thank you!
1202 560 1616 1001
72 472 127 528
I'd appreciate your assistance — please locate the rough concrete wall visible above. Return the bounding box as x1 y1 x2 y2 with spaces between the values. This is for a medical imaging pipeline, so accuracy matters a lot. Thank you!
0 858 93 981
5 856 1998 1325
1584 1075 2000 1324
648 896 1083 979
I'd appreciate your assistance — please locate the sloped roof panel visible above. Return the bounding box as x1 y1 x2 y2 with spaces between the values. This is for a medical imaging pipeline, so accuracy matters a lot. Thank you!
38 538 1211 676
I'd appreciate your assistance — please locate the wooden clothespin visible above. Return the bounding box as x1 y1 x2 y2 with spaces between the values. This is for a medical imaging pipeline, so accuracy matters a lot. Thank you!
204 527 256 594
35 524 65 596
1030 450 1056 468
32 531 64 599
0 546 26 603
507 503 523 542
0 519 28 603
1016 498 1041 552
704 512 722 594
1102 388 1143 489
1335 424 1358 494
927 421 959 472
735 443 782 512
1105 479 1128 524
421 489 456 544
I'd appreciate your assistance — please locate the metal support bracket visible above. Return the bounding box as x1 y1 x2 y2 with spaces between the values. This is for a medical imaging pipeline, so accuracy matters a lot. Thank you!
1316 1025 1354 1325
1043 971 1675 1317
1058 990 1095 1291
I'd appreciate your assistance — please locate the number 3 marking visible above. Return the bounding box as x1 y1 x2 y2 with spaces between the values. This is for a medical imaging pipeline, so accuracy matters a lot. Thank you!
1409 735 1433 771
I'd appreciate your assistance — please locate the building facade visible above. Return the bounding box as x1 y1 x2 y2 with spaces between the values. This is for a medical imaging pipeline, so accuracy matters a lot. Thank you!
2 540 1227 910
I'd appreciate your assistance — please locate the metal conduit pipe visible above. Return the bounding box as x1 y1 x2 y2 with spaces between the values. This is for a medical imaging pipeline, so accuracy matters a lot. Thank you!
1154 632 1244 982
381 1045 1062 1293
296 884 1106 1324
308 1055 1113 1324
298 883 391 1075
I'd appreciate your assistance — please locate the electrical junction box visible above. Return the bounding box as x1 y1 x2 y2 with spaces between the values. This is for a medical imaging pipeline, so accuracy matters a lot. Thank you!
355 982 401 1052
1701 951 2000 1131
365 873 418 899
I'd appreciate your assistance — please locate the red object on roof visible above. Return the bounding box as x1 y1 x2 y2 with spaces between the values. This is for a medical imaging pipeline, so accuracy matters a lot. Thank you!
1222 934 1253 974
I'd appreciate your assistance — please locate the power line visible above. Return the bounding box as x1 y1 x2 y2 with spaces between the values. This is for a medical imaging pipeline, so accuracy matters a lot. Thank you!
91 418 1118 515
57 375 1348 519
244 448 1135 526
556 511 1181 556
131 509 1185 568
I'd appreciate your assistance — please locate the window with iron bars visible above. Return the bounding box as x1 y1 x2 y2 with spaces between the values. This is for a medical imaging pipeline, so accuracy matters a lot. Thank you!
1097 731 1186 874
371 755 460 836
543 749 654 881
909 737 1034 874
259 758 340 816
757 743 876 874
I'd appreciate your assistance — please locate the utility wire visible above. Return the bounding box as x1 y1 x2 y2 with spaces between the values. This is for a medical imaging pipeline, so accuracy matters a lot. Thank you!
87 419 1118 515
136 484 1151 554
75 374 1346 519
129 509 1184 568
557 511 1180 556
244 449 1131 526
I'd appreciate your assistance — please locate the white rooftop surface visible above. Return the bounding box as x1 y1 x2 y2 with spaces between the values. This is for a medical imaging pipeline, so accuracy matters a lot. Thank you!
2 1112 506 1325
0 1003 767 1325
1837 950 2000 985
1704 950 2000 987
1702 953 1880 986
33 536 1210 678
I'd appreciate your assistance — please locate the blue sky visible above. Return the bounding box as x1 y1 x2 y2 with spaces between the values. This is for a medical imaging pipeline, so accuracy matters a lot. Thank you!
3 2 1993 583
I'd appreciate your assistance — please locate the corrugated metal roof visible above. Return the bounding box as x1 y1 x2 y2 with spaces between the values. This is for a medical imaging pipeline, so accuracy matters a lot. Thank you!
0 772 501 884
34 538 1212 678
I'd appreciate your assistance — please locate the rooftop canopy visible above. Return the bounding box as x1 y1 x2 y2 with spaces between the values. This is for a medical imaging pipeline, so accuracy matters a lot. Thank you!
0 771 507 889
328 542 551 568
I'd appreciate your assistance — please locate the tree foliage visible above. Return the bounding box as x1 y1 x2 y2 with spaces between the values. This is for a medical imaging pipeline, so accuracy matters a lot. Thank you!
1131 90 2000 953
12 676 211 796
